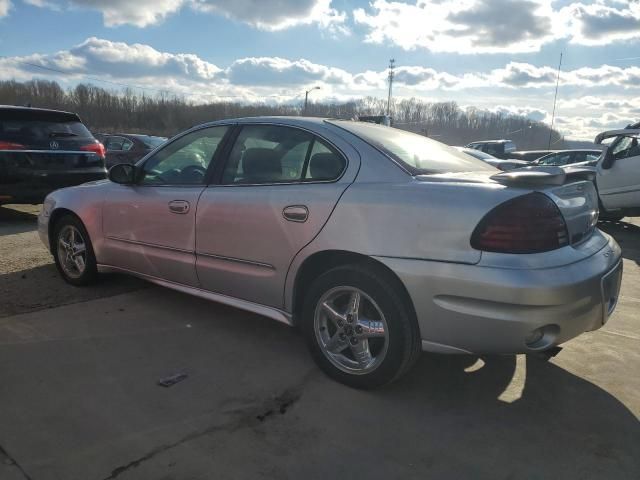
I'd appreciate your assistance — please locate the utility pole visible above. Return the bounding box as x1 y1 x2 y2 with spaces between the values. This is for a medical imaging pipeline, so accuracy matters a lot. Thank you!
548 52 563 149
387 59 395 117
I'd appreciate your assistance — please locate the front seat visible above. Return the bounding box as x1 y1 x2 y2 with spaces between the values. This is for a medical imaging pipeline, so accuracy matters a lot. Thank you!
241 148 282 183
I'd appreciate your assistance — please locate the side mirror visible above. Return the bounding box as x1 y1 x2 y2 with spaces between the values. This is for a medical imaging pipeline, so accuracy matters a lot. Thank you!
601 148 615 170
108 163 136 184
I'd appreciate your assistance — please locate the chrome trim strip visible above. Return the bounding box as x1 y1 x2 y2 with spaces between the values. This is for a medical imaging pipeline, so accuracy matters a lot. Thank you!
105 236 193 254
196 251 275 270
96 264 292 326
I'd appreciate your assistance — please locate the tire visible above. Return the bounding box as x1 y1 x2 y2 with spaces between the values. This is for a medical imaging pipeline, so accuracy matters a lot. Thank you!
301 264 421 389
52 214 98 286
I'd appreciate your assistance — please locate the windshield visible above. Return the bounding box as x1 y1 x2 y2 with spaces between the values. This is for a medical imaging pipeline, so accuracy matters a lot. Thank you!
457 147 496 161
332 121 495 174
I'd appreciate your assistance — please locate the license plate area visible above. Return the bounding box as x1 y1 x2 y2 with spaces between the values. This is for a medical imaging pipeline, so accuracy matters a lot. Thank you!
601 260 623 323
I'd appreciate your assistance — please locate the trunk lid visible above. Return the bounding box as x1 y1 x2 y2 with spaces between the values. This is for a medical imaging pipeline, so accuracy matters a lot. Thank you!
417 166 600 248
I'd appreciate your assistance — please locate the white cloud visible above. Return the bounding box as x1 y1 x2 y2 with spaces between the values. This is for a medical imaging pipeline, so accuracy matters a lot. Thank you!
0 0 11 17
26 0 348 31
354 0 640 54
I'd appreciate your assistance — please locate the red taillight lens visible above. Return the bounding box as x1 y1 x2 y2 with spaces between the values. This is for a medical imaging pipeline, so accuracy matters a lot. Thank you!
0 141 26 150
80 142 106 158
471 192 569 254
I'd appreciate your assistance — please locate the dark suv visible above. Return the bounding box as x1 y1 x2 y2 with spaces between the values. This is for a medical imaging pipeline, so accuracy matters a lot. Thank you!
0 106 106 205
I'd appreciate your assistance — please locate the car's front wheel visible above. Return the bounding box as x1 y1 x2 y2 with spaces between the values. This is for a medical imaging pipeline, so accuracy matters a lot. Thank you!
302 264 421 389
52 214 98 286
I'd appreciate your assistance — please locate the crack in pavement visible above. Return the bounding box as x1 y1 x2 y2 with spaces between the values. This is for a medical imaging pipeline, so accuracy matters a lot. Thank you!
0 444 33 480
101 374 312 480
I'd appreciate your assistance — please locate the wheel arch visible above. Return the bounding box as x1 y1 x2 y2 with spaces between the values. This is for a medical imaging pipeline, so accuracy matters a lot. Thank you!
291 249 417 328
48 208 83 253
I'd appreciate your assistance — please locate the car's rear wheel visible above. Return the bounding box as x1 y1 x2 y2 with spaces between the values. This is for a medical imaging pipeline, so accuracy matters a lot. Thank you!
302 264 421 389
53 215 98 286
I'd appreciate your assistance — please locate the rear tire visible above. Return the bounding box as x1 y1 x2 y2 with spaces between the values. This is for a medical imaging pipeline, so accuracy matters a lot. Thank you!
301 264 421 389
52 214 98 286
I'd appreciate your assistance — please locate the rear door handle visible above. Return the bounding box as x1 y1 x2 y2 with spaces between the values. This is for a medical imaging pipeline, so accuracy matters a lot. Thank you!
283 205 308 222
168 200 190 214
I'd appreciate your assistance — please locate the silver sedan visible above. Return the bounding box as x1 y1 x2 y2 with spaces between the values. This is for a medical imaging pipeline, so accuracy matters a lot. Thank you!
38 117 623 389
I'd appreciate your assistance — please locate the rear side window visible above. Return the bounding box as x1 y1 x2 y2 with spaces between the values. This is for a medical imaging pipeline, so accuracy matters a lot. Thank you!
334 121 493 174
222 125 346 184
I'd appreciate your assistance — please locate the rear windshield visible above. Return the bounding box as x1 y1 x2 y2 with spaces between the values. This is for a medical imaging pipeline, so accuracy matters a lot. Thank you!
0 119 93 140
138 136 167 149
332 121 495 174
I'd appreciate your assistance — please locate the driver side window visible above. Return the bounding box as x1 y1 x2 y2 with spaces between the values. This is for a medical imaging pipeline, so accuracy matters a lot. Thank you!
611 136 640 160
140 126 229 185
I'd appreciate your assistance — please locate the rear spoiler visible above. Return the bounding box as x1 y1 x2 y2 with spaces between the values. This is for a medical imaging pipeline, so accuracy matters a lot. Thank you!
490 166 595 186
595 128 640 144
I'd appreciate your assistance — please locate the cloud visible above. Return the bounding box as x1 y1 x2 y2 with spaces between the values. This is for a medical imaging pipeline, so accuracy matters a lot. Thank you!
354 0 640 54
488 105 549 122
191 0 348 32
26 0 348 31
0 0 11 17
225 57 351 86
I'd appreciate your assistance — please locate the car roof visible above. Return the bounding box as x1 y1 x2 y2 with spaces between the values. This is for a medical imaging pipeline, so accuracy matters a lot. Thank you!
0 104 80 120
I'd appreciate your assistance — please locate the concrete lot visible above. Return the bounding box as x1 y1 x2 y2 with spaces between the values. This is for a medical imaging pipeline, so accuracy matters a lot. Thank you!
0 204 638 480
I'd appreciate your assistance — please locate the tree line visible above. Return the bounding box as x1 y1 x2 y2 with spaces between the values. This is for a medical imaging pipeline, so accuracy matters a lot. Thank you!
0 79 565 149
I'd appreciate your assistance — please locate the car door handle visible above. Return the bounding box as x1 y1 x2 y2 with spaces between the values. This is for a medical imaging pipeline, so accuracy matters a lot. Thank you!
168 200 190 214
282 205 308 222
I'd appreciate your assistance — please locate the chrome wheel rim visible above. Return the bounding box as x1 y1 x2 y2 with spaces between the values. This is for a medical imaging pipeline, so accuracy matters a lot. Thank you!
56 225 87 279
314 286 389 375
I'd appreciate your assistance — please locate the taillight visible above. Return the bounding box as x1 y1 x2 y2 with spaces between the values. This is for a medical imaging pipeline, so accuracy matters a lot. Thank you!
80 142 106 158
471 192 569 254
0 141 26 150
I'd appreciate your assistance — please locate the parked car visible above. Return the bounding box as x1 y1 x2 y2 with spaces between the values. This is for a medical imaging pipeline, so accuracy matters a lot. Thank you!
593 122 640 219
39 117 622 389
454 147 529 170
509 150 558 162
0 106 106 205
535 149 602 167
465 139 516 159
94 133 167 168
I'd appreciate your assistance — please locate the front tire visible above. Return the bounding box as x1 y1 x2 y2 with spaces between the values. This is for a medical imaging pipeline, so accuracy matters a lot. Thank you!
301 264 421 389
52 214 98 286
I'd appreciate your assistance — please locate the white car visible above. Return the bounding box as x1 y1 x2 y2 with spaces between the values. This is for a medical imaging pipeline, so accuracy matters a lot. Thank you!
595 124 640 219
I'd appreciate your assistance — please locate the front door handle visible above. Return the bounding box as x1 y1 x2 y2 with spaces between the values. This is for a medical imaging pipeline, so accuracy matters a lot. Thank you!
168 200 190 214
283 205 308 222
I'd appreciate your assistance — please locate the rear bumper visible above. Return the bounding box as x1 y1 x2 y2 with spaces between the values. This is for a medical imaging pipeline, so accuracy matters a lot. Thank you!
374 233 622 354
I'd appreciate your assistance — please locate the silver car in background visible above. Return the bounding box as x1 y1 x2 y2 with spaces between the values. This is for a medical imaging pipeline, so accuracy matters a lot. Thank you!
38 117 622 389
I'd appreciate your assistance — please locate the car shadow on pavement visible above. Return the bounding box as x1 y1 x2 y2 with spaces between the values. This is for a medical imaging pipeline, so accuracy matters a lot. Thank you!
599 219 640 265
307 353 640 479
0 205 39 236
0 263 147 318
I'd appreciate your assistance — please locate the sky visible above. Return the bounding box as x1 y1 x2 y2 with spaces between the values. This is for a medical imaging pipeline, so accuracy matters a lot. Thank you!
0 0 639 140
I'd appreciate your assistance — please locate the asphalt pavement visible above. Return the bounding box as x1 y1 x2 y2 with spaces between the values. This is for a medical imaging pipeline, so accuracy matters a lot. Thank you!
0 204 638 480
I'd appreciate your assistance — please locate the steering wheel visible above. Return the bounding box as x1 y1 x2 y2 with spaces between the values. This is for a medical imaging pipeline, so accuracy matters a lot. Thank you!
181 164 207 179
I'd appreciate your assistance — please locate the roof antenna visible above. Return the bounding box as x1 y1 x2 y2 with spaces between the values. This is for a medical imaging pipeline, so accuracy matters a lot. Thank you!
548 52 562 149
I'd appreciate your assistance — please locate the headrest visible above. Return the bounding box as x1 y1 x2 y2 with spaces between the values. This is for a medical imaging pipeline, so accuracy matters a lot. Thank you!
309 152 344 180
242 148 282 182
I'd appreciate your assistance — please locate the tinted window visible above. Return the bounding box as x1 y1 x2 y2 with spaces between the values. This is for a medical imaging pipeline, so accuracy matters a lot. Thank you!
334 121 493 174
305 139 346 181
138 136 167 149
122 139 134 151
222 125 314 184
141 126 228 185
0 119 92 141
105 136 125 151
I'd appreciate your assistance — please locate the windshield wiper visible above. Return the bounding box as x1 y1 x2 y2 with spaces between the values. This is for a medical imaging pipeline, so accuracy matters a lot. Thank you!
49 132 78 138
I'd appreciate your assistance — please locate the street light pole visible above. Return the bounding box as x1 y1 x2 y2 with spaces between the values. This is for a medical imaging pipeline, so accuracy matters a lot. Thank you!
304 86 320 115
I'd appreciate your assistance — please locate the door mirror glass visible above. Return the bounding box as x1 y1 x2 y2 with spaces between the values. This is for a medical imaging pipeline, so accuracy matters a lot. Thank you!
108 163 136 184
